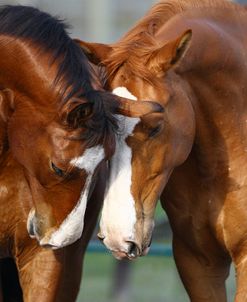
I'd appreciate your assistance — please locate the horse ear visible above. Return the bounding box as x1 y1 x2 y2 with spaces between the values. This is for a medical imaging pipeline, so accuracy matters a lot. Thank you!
74 39 112 64
148 29 192 75
0 89 15 156
60 99 93 128
114 97 164 118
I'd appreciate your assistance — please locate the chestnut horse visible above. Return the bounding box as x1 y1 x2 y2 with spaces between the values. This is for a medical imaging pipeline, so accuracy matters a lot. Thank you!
0 5 162 302
79 0 247 301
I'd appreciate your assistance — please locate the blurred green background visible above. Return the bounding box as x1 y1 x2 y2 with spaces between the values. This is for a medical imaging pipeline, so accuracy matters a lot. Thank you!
78 253 236 302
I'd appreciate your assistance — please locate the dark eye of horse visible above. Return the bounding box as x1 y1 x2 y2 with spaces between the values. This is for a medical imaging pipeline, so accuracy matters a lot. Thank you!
51 162 65 177
67 103 93 128
79 103 92 119
149 125 161 138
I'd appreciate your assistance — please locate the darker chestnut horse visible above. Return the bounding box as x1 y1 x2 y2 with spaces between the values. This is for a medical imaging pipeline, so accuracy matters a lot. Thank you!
0 5 161 302
79 0 247 301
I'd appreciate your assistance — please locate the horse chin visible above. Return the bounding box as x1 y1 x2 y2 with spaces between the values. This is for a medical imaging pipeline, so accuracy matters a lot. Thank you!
111 246 151 260
111 250 139 261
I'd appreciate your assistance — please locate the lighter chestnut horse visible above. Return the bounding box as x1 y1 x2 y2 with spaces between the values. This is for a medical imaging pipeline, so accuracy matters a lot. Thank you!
79 0 247 301
0 5 161 302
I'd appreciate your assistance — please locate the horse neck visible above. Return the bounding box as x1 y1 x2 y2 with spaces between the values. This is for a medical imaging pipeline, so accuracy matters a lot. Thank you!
164 12 247 181
0 36 58 102
119 0 236 44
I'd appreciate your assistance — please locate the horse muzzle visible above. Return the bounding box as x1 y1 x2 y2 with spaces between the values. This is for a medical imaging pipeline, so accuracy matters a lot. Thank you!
97 232 152 260
98 215 154 260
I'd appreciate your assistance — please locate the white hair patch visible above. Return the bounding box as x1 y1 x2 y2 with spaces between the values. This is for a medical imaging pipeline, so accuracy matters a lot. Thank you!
45 145 105 248
112 86 137 101
99 87 139 250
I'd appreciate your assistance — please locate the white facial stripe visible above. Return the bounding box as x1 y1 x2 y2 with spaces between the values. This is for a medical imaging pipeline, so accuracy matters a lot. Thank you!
46 145 105 248
100 87 139 248
71 145 105 173
112 86 137 101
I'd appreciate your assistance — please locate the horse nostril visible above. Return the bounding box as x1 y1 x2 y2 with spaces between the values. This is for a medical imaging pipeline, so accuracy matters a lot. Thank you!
27 210 37 239
127 241 139 258
27 219 35 237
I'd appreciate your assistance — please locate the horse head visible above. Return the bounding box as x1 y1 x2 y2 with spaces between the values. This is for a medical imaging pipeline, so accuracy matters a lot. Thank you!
77 29 196 259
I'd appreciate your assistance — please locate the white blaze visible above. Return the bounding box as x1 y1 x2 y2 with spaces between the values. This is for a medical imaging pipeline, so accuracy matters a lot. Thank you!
100 86 139 251
43 145 105 248
112 86 137 100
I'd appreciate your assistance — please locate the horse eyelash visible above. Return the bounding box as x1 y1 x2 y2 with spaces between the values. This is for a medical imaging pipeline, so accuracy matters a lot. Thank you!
51 162 65 177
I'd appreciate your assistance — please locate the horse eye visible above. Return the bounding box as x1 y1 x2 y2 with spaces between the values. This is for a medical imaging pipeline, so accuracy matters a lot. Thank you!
148 125 161 138
67 103 93 128
80 104 93 119
51 162 65 177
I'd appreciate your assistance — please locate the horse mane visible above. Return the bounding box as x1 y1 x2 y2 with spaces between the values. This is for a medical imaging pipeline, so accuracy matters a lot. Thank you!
0 5 93 102
104 0 241 81
0 6 119 148
120 0 238 40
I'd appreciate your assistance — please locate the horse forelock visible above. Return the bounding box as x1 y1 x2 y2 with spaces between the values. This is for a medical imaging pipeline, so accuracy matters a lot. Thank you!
68 90 119 149
104 36 157 83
